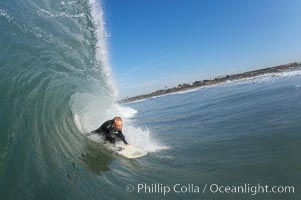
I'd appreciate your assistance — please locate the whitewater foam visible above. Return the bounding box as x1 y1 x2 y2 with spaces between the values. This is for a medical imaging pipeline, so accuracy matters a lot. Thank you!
224 70 301 86
70 92 168 152
37 8 85 18
104 104 137 118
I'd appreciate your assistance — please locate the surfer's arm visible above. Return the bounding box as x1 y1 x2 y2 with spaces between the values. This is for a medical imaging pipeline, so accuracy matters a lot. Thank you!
117 131 128 145
105 134 116 144
100 120 113 131
92 127 101 134
93 120 113 134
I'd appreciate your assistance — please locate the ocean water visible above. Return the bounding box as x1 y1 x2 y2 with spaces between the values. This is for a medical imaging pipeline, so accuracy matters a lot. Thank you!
125 72 301 199
1 0 301 200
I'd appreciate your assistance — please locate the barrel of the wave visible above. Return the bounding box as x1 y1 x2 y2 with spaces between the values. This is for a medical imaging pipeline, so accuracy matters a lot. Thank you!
0 0 116 199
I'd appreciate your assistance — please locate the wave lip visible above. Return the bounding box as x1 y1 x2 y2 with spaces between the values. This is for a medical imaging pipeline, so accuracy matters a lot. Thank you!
88 0 118 97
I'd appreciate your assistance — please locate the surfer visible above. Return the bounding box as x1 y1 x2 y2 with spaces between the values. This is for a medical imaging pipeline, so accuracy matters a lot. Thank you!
92 116 129 145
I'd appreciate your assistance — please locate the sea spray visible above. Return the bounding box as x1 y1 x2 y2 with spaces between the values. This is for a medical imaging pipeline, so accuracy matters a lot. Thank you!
70 92 168 152
69 0 168 152
87 0 118 97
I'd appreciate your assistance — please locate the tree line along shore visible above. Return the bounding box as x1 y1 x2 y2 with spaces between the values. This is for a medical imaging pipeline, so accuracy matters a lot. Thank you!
119 62 301 104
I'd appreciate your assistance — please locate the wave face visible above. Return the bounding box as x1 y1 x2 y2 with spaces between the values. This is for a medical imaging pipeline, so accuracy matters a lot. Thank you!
0 0 155 199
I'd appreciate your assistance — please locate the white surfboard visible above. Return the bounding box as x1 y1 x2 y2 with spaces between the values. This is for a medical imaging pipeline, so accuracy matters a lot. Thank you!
114 142 148 159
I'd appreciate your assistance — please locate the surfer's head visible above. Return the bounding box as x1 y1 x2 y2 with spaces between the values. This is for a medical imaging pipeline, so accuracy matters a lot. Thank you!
113 116 123 131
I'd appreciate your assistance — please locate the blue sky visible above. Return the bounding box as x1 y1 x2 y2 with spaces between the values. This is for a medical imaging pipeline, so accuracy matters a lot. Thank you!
103 0 301 98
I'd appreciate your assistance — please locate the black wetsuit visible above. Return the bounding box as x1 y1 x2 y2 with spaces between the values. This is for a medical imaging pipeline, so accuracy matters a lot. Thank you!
92 119 128 144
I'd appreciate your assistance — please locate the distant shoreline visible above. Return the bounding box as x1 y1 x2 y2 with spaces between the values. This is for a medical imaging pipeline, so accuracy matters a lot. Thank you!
119 62 301 104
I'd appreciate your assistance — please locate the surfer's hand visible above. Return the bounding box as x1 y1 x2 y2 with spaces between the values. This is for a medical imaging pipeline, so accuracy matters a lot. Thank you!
126 143 131 146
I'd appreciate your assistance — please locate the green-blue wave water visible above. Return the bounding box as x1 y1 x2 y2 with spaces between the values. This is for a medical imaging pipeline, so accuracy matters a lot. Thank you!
0 0 116 199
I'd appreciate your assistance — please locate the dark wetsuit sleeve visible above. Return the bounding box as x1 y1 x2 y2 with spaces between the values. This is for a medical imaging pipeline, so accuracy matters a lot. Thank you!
105 134 116 144
92 120 127 144
93 120 113 134
116 131 128 144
